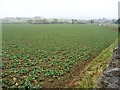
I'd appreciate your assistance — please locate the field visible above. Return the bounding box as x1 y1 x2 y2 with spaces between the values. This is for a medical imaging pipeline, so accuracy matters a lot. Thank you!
2 24 118 88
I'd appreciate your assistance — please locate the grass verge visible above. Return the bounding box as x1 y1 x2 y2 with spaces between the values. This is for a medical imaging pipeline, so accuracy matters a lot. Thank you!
74 38 118 88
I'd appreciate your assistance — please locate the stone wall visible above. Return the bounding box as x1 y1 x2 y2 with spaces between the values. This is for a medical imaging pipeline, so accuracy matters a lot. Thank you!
96 42 120 88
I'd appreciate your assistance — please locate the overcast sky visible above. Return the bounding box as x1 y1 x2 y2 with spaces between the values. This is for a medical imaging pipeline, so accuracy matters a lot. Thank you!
0 0 119 19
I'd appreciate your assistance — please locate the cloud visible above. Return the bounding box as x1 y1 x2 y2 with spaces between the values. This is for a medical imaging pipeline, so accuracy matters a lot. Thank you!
0 0 119 19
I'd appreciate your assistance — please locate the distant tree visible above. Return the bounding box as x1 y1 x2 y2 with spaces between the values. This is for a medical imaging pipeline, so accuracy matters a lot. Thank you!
72 19 75 24
59 21 63 24
53 19 58 24
27 20 33 24
90 19 94 23
112 19 117 24
43 19 47 24
117 19 120 24
34 19 40 24
75 19 78 24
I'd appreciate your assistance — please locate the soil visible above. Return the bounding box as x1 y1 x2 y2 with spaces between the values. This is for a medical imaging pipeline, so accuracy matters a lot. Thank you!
42 51 101 88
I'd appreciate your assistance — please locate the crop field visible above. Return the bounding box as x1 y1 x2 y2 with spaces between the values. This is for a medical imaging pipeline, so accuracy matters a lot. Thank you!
2 24 118 88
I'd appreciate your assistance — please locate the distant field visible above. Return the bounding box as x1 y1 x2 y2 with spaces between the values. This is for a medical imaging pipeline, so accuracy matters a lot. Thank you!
2 24 118 88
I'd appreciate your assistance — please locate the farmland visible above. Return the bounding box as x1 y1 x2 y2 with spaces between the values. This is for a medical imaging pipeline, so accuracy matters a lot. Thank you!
2 24 118 88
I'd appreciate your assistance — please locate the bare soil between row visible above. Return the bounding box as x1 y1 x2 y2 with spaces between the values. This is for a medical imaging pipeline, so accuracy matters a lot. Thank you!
43 51 101 88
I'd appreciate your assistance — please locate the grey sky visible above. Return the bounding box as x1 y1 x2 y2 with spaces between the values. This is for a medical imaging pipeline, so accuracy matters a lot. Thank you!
0 0 119 19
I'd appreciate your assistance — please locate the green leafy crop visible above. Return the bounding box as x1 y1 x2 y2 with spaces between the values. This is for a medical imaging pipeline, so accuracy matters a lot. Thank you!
2 24 118 88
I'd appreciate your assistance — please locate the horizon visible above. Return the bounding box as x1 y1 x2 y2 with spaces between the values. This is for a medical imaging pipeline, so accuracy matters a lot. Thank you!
0 16 118 20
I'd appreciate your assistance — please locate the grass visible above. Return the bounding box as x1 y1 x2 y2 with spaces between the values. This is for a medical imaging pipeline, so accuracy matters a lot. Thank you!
75 38 118 88
2 24 118 88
